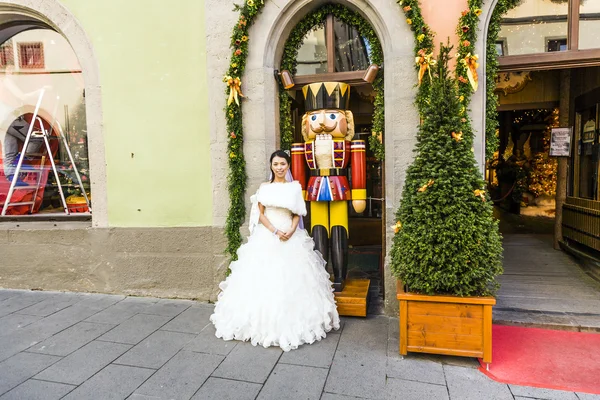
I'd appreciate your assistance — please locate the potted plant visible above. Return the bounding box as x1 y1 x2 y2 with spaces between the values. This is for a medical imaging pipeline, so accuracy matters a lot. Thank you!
390 45 503 365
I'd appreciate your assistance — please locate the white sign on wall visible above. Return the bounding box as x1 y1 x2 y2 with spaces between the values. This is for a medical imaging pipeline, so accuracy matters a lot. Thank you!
549 127 573 157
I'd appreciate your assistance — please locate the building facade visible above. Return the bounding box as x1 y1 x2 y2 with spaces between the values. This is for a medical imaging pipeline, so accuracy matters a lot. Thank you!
0 0 598 315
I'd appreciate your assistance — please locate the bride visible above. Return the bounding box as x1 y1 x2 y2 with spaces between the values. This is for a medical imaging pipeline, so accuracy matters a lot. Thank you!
210 150 340 351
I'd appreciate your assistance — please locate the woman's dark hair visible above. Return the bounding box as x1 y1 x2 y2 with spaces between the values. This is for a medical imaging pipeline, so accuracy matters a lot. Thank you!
269 150 291 182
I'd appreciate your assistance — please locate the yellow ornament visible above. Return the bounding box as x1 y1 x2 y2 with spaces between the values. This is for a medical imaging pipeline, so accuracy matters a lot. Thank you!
418 179 435 193
224 75 245 106
460 53 479 92
247 0 254 6
451 131 463 142
417 34 425 42
406 18 412 25
473 189 486 201
474 8 482 16
415 49 436 86
391 221 402 234
229 152 236 159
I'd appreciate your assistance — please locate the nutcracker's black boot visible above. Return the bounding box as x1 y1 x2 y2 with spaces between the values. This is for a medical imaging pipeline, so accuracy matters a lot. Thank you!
311 225 329 270
331 226 348 292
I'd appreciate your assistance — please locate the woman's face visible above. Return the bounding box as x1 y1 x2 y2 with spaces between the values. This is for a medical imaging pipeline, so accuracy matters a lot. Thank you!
271 156 289 180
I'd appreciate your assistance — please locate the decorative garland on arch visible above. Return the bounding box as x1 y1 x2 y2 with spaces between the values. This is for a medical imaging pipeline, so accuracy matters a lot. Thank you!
278 3 385 160
485 0 521 161
223 0 266 260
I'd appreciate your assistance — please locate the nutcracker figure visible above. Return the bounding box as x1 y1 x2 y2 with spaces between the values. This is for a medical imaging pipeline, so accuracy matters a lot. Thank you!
291 82 366 292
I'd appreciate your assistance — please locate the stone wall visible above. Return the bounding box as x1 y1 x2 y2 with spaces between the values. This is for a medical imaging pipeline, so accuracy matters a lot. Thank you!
0 223 227 301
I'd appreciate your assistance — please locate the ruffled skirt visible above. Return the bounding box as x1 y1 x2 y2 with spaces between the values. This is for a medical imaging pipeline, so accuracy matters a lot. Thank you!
210 225 340 351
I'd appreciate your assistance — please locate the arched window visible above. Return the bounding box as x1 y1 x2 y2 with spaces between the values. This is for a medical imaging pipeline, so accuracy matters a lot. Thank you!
0 20 90 217
498 0 600 71
292 15 375 86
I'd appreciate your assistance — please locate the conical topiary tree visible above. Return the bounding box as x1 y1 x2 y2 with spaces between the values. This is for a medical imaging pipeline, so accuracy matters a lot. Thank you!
390 44 503 297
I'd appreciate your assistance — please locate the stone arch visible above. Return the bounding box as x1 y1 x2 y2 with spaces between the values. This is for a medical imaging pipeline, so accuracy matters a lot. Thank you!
471 0 502 174
206 0 418 314
0 0 106 226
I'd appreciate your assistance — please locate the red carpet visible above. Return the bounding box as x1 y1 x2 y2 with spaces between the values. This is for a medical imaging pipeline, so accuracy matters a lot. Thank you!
479 325 600 394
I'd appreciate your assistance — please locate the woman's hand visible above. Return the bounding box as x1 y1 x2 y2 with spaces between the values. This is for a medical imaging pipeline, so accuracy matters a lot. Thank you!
282 229 296 240
276 230 288 242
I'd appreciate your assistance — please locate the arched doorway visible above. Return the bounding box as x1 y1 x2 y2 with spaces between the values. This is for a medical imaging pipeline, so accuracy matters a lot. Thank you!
0 2 106 226
281 8 385 312
477 0 600 328
206 0 418 315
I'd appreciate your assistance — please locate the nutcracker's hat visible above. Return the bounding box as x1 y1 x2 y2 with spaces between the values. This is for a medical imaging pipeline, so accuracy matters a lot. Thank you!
302 82 350 111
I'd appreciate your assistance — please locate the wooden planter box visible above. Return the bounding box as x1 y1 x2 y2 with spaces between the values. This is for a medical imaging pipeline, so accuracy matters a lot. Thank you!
396 281 496 364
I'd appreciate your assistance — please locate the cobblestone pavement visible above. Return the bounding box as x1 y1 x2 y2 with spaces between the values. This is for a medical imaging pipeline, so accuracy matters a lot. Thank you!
1 289 597 399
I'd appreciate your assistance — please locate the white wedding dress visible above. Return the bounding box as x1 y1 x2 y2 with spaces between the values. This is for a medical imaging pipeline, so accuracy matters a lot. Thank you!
210 181 340 351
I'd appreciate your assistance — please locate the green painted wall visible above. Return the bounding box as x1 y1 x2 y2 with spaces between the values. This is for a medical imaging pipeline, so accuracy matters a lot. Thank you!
61 0 213 227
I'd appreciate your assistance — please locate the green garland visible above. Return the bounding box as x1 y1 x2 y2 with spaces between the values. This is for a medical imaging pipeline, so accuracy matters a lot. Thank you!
398 0 435 114
486 0 520 161
278 4 385 160
223 0 266 261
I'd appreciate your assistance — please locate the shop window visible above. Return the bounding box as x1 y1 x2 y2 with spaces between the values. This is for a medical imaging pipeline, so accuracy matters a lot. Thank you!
333 19 371 72
296 27 328 76
499 0 568 56
0 29 90 217
496 39 507 56
547 37 567 52
0 41 14 68
575 104 599 200
579 0 600 50
295 15 372 76
18 42 44 69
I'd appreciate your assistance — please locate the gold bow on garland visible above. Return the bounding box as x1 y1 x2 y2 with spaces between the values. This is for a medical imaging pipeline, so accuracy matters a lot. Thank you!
224 76 245 106
415 49 436 86
460 53 479 92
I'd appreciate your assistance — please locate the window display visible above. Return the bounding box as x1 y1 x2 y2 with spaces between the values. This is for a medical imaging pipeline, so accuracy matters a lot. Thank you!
0 28 90 216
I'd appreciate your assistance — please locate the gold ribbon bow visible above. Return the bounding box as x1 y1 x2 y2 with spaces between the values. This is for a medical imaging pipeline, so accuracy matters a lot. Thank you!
415 50 436 86
224 76 244 106
461 53 479 92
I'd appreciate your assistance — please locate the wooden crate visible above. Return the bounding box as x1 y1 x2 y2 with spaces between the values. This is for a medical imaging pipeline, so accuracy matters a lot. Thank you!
334 279 370 317
396 281 495 364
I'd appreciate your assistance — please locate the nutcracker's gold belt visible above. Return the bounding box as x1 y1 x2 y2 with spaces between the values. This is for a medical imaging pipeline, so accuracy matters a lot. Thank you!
309 168 347 177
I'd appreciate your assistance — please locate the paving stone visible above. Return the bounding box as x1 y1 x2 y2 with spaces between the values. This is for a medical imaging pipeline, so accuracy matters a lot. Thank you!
133 351 223 400
61 364 154 400
191 377 262 400
0 313 42 338
509 385 580 400
444 364 513 400
98 314 171 345
28 321 115 356
0 379 75 400
386 355 446 386
575 393 600 400
139 299 192 317
160 306 213 334
84 302 152 325
75 294 125 310
257 363 328 400
185 323 238 356
120 296 159 304
384 377 449 400
128 395 162 400
16 294 83 317
0 294 48 318
387 317 400 358
279 332 340 368
26 303 101 339
212 341 282 384
115 330 196 369
35 340 131 385
0 329 47 363
0 352 60 396
324 316 388 399
0 290 27 302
